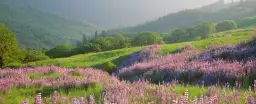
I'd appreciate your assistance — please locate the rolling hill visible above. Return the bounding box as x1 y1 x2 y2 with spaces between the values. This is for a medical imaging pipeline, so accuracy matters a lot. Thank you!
28 28 254 68
0 1 101 49
116 0 256 33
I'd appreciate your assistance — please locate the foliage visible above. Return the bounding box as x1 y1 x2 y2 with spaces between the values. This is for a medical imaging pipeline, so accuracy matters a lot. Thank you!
236 16 256 28
111 33 131 49
216 20 238 32
73 43 102 54
170 28 189 43
29 28 252 68
90 37 113 51
23 49 49 63
0 24 24 67
132 32 164 46
166 22 216 43
193 22 216 39
119 1 256 32
72 33 130 56
102 62 116 73
45 44 72 58
0 2 99 49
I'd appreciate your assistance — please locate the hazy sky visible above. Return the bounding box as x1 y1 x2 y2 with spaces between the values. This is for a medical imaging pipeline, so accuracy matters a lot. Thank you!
10 0 220 29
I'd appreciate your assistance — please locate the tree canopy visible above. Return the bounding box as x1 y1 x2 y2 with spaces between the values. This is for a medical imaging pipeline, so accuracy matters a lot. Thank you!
216 20 238 32
0 24 24 67
132 32 164 46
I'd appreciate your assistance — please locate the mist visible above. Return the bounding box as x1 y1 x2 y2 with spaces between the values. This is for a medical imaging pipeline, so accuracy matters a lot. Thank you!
9 0 219 29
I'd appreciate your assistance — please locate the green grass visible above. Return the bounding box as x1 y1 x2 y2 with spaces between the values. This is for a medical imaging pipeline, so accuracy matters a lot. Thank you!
0 83 102 104
28 28 253 68
161 28 252 54
170 85 207 100
28 47 142 68
28 70 61 79
71 71 86 78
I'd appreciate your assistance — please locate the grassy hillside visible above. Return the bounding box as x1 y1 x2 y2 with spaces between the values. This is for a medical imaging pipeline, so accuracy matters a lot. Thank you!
28 47 142 68
116 1 256 33
0 1 100 49
29 28 253 68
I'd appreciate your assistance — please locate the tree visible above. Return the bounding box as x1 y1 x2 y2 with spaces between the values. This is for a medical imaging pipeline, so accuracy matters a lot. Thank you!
0 24 24 67
91 37 113 51
194 22 216 38
101 30 107 37
82 34 89 44
46 44 72 58
74 43 101 54
132 32 164 46
23 49 49 63
216 20 238 32
112 33 131 49
95 31 98 39
171 28 189 42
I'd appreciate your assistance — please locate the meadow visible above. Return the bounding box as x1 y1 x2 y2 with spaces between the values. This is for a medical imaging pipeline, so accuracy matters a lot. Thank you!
1 28 256 104
29 28 253 69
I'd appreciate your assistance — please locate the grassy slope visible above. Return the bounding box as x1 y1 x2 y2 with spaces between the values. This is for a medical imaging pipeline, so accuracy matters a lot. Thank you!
29 28 253 68
29 47 142 68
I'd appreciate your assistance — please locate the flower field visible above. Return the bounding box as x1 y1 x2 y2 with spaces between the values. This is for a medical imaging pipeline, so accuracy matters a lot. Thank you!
0 66 256 104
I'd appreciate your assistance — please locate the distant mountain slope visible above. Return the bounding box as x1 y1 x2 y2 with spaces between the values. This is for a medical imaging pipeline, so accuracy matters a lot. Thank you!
0 1 101 49
117 1 256 33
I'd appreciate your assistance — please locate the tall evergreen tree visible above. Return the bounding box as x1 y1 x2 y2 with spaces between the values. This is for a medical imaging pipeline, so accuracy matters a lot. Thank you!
101 30 107 37
95 31 98 39
82 34 88 44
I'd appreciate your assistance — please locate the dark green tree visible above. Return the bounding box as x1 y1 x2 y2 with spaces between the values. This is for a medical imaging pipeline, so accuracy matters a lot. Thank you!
91 37 113 51
0 24 24 67
193 22 216 38
132 32 164 46
82 34 89 44
23 49 49 63
45 44 72 58
95 31 98 39
216 20 238 32
112 33 131 49
101 30 107 37
171 28 189 42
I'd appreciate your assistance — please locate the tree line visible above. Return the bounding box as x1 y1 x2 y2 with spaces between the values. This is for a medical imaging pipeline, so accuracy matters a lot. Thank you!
46 31 164 58
0 20 240 68
164 20 237 43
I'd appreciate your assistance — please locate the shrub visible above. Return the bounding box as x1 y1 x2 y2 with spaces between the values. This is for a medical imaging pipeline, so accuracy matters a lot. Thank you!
46 44 72 58
216 20 237 32
23 50 49 63
102 62 116 73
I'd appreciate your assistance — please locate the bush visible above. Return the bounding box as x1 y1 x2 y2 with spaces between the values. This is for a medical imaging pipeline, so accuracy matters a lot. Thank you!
102 62 116 73
23 50 49 63
46 44 72 58
216 20 237 32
